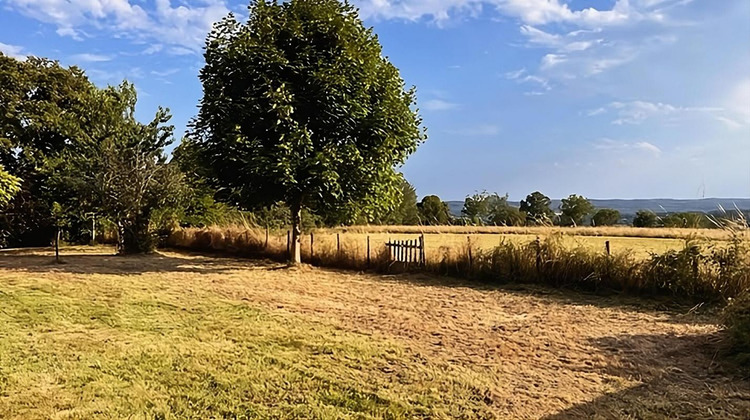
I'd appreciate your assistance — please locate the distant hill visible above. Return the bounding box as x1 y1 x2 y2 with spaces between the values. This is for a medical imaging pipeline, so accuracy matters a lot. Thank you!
446 198 750 218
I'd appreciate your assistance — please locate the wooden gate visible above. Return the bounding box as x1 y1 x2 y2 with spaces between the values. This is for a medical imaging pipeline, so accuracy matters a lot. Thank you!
385 235 425 266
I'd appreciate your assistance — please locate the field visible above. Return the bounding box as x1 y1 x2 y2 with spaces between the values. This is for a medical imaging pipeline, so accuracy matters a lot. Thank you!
194 224 738 263
1 246 748 419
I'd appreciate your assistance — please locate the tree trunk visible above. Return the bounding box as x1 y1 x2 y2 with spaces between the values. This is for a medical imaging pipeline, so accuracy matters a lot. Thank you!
55 227 60 264
290 200 302 264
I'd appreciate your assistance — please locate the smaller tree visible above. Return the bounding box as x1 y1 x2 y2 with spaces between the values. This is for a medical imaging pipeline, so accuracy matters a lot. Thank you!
559 194 594 226
591 208 621 226
489 202 526 226
418 195 452 225
520 191 554 225
633 210 658 227
462 191 490 225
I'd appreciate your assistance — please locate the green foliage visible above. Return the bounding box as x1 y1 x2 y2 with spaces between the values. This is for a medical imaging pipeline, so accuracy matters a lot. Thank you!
418 195 452 225
633 210 658 227
661 212 710 228
60 83 186 254
591 208 621 226
520 191 553 225
371 175 419 225
188 0 425 261
489 203 526 226
559 194 593 226
0 164 21 206
461 191 491 224
0 54 98 246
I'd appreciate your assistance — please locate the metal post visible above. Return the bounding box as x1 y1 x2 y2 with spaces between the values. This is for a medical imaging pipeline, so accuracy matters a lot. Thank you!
367 236 371 267
337 233 341 256
286 230 290 257
310 232 314 259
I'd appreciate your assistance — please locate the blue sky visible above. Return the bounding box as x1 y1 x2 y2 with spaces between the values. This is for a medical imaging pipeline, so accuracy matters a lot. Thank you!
1 0 748 200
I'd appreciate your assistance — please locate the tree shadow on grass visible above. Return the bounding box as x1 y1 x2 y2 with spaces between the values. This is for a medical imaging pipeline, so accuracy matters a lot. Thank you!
542 332 750 419
0 247 720 323
0 247 281 276
361 269 722 325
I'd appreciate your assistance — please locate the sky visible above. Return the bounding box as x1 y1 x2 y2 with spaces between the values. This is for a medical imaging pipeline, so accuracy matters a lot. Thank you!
0 0 749 201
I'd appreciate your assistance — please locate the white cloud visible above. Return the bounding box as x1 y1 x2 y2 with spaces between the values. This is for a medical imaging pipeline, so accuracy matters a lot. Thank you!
70 53 112 62
606 100 723 125
586 107 606 117
151 68 181 77
593 138 662 157
724 78 750 126
0 42 27 60
4 0 230 53
422 99 459 111
540 53 566 69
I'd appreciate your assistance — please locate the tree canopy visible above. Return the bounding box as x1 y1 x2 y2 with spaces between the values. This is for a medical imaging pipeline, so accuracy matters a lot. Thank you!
418 195 452 225
187 0 425 262
559 194 594 226
520 191 554 225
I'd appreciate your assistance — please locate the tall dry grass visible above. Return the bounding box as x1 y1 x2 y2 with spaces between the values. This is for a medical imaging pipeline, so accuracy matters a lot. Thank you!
336 224 740 240
168 220 750 302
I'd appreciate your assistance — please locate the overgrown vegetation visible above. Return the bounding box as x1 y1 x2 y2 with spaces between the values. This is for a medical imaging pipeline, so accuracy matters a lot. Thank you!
169 214 750 303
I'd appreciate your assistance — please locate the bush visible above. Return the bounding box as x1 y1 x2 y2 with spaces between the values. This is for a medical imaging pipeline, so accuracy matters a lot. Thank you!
723 292 750 365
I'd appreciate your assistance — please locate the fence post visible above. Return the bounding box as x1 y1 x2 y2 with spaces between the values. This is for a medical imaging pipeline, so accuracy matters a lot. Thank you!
310 232 314 259
467 236 473 274
535 236 542 275
367 236 371 267
420 234 425 266
337 233 341 256
286 230 290 258
605 240 611 256
265 225 269 249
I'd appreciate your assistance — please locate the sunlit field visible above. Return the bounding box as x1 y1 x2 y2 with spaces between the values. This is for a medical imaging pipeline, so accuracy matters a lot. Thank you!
1 246 748 419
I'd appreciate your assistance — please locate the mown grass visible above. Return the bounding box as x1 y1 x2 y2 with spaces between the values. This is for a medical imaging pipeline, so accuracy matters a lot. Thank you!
0 265 495 419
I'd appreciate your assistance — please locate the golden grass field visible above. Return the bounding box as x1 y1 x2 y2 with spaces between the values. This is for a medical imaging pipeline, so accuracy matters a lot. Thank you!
255 225 735 262
1 246 748 419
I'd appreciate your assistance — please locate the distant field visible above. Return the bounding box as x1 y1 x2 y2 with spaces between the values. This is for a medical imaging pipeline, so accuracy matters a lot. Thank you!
296 225 738 261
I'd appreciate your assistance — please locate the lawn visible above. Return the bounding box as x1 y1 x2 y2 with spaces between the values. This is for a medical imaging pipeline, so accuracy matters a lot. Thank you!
1 246 748 419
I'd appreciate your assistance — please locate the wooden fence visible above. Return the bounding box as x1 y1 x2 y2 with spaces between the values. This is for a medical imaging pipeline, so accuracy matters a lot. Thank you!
385 235 425 266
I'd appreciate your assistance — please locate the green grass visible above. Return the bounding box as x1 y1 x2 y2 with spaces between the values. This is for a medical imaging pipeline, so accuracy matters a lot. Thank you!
0 271 494 419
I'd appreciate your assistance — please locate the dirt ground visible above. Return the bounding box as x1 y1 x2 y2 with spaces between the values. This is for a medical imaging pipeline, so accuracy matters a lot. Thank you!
1 246 748 419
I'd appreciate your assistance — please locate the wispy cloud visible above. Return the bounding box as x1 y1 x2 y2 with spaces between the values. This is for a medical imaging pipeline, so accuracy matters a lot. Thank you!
4 0 230 53
0 42 26 60
588 100 724 125
422 98 459 111
151 68 181 77
593 138 663 157
70 53 112 62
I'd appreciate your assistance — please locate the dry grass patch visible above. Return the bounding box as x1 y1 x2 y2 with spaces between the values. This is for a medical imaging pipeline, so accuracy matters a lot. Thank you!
1 247 749 419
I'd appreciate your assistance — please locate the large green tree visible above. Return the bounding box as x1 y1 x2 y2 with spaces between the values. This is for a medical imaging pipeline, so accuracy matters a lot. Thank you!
0 54 97 246
418 195 452 225
591 208 620 226
559 194 594 226
188 0 425 263
520 191 554 225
